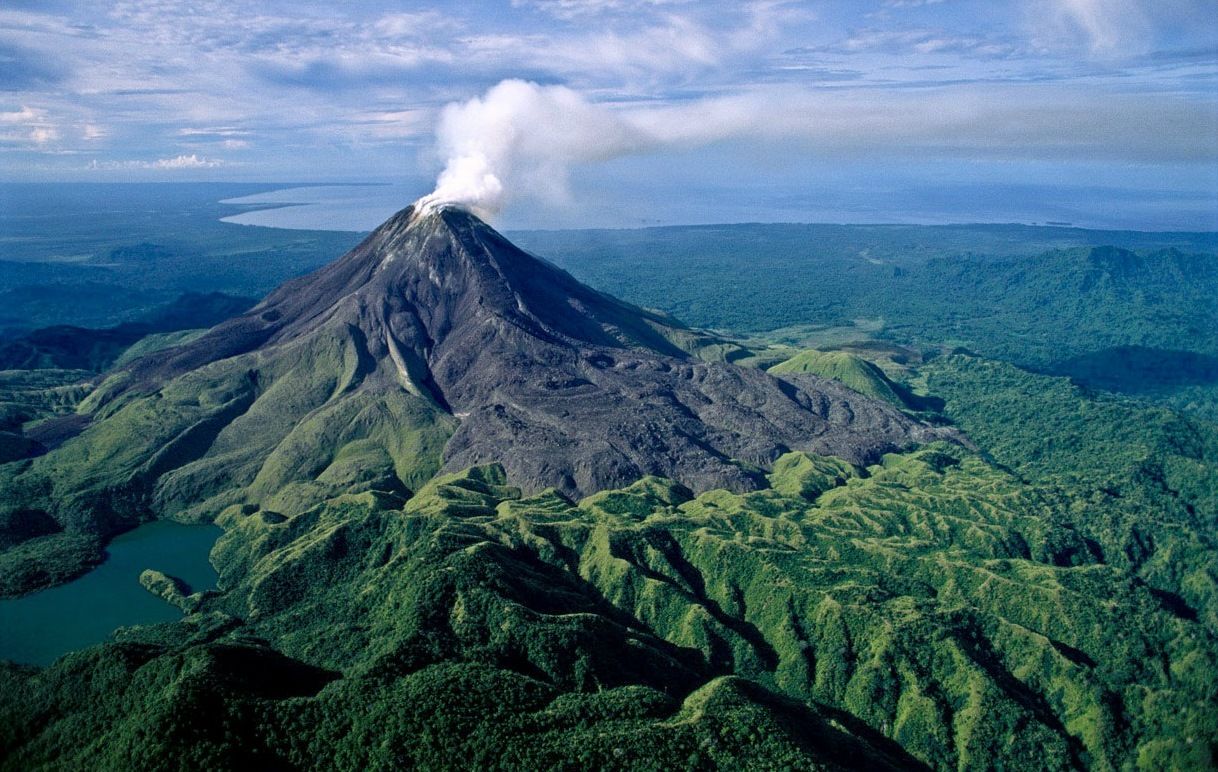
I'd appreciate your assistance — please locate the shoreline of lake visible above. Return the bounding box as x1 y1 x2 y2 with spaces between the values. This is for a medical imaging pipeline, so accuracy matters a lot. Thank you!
0 521 222 667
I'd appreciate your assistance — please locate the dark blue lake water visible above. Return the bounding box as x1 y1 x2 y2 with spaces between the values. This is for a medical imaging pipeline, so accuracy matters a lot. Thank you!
0 521 221 666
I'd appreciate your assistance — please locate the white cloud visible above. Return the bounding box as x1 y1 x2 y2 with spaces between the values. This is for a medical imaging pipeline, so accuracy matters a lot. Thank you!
0 105 59 146
354 110 427 138
0 9 89 38
1029 0 1165 55
28 126 59 144
88 153 223 170
458 11 758 90
512 0 692 21
372 11 461 38
1054 0 1144 51
831 27 1019 58
553 15 720 74
177 127 250 137
176 126 252 149
0 106 45 124
1 0 1214 188
150 153 221 168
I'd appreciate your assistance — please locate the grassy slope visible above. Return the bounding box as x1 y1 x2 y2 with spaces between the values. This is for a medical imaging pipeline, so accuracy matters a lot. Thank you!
0 322 455 597
3 425 1215 769
922 355 1218 628
769 350 909 407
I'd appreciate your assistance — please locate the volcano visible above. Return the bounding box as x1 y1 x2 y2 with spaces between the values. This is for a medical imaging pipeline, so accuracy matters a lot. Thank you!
5 203 941 540
3 203 1212 772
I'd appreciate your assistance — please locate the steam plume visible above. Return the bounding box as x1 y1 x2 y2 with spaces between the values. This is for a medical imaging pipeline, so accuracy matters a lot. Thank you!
417 79 1218 218
416 80 648 218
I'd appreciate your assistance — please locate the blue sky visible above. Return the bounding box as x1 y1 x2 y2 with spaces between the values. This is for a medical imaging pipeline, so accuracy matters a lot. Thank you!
1 1 1216 227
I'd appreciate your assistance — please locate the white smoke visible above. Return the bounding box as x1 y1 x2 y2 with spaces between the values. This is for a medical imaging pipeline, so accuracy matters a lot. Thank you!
417 78 1218 219
416 79 649 218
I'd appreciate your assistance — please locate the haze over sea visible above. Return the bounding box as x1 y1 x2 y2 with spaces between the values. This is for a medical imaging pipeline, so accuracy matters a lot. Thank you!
222 176 1217 234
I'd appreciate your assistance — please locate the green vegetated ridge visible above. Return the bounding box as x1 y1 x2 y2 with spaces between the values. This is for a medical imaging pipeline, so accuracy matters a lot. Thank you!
519 227 1218 420
769 349 910 407
0 369 92 450
0 183 362 330
0 316 455 597
922 355 1218 628
0 292 257 372
3 359 1216 768
516 228 1218 368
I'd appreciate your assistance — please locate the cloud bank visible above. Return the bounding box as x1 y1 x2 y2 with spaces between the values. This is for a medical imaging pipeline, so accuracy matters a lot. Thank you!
87 154 223 171
2 0 1214 228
